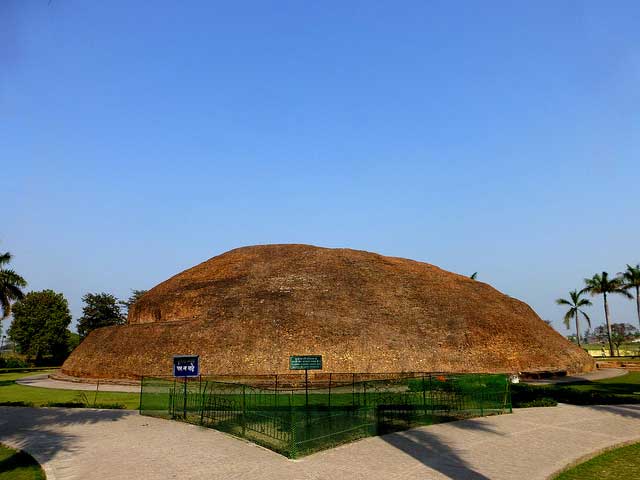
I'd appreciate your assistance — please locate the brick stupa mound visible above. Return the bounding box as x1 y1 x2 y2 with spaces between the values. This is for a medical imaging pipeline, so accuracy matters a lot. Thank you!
62 244 594 379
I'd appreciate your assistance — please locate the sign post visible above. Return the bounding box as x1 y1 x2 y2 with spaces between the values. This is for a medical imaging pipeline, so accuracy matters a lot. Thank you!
289 355 322 408
173 355 200 418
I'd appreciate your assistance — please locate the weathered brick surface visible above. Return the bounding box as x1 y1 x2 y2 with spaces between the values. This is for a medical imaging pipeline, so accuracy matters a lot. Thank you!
62 244 594 379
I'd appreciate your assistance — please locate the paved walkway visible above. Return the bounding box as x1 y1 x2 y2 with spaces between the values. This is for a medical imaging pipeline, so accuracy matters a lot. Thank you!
16 374 140 393
18 369 627 392
1 404 640 480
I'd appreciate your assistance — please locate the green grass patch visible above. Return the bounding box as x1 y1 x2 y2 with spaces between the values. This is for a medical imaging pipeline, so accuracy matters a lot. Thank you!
0 371 139 409
554 441 640 479
0 444 45 480
514 372 640 407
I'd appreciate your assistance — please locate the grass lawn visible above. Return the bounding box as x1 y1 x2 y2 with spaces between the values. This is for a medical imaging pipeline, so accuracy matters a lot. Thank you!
0 371 140 410
0 444 45 480
513 371 640 407
554 442 640 479
570 371 640 395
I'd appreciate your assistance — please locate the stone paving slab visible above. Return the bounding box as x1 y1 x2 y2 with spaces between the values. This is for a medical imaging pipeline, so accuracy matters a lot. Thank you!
1 404 639 480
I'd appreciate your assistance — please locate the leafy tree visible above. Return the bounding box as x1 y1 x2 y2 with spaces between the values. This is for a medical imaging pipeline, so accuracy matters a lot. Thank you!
556 289 592 347
0 251 27 320
8 290 72 362
118 289 147 320
67 330 80 352
592 323 638 356
620 264 640 329
77 292 125 339
584 272 632 357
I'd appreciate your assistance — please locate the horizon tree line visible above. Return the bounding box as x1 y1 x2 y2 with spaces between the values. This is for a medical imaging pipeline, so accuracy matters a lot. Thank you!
0 247 147 362
557 264 640 356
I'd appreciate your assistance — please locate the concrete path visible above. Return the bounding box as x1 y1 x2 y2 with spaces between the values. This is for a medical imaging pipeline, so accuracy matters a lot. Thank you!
19 369 627 393
16 374 140 393
523 368 628 385
1 404 640 480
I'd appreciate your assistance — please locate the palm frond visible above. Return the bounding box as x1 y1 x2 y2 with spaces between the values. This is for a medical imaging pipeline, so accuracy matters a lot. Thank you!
0 291 10 319
563 310 574 329
0 252 11 266
614 289 634 300
556 298 572 306
0 269 28 288
576 298 592 307
581 311 591 328
5 284 25 301
620 264 640 288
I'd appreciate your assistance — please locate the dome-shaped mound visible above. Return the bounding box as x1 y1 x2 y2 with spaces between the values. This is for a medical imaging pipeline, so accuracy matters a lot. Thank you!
62 244 594 379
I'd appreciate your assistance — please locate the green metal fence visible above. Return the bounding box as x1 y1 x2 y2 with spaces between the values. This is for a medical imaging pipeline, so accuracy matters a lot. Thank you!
140 372 511 458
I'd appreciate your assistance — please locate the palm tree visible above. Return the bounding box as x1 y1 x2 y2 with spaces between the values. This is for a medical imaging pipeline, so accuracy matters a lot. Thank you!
0 251 27 319
620 264 640 330
583 271 632 357
556 289 592 347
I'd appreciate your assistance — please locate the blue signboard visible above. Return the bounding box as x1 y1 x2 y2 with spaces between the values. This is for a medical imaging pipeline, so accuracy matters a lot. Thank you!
173 355 199 377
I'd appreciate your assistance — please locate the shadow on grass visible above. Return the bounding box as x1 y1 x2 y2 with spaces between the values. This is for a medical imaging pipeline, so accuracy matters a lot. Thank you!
0 407 131 467
380 416 502 479
0 446 45 479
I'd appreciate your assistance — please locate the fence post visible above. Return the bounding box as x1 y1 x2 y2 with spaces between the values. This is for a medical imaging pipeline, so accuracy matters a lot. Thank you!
363 381 367 407
328 373 332 409
200 381 207 425
275 374 278 409
183 378 188 419
139 376 144 414
429 374 433 413
506 376 512 414
289 417 297 459
93 379 100 407
421 375 426 416
242 384 246 436
305 369 309 409
352 373 355 407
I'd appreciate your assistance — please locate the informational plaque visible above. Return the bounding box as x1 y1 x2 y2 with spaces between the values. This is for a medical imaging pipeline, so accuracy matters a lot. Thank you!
289 355 322 371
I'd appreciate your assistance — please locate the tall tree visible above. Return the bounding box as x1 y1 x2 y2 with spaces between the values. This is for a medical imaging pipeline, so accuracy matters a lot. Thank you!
620 264 640 329
8 290 72 362
0 251 27 320
77 292 125 339
118 289 148 320
583 272 632 357
555 289 592 347
592 323 638 356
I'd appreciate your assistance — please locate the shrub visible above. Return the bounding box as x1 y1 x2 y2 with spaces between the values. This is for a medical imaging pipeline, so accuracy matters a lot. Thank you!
45 401 85 408
514 397 557 408
93 403 126 409
0 356 29 369
0 401 34 407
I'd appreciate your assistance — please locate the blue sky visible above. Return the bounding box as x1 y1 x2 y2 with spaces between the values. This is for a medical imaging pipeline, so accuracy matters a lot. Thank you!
2 1 639 335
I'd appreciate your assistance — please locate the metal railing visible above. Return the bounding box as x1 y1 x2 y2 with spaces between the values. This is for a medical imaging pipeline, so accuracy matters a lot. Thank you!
140 372 511 458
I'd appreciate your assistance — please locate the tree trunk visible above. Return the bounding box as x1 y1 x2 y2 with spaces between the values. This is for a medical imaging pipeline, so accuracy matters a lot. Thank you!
575 311 581 347
636 286 640 331
604 293 615 357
